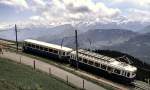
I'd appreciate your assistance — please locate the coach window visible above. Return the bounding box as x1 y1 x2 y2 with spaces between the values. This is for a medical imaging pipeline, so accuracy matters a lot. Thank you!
46 48 48 51
127 72 130 77
63 52 65 55
107 67 113 71
49 49 52 52
101 64 107 70
114 69 120 74
32 44 35 48
40 46 43 50
28 44 31 47
83 59 87 63
53 50 58 54
95 62 100 67
36 45 39 49
44 48 48 51
89 61 94 65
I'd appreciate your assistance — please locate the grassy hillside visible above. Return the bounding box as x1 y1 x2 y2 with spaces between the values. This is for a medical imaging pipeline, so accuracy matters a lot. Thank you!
0 57 77 90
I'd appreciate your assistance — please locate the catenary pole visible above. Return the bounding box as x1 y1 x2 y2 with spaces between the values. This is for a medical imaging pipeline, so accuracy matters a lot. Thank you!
75 30 79 69
15 24 18 52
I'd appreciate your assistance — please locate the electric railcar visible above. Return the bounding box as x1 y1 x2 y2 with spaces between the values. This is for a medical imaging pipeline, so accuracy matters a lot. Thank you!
23 39 137 83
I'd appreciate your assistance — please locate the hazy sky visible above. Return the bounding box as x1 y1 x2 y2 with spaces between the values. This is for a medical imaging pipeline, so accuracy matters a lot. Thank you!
0 0 150 28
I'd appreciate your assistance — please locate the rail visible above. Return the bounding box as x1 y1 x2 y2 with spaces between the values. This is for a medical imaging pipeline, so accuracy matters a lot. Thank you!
132 82 150 90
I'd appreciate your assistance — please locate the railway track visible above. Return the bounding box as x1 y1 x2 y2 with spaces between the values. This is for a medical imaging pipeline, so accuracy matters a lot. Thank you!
132 81 150 90
0 39 22 51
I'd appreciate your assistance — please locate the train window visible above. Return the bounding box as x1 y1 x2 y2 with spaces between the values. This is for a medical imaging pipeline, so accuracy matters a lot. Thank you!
32 44 35 48
89 61 94 65
49 49 52 52
36 45 39 49
95 62 100 67
28 44 31 47
53 50 58 54
127 72 130 77
107 67 112 71
78 57 82 61
44 48 48 51
83 59 87 63
63 52 65 55
114 69 120 74
40 47 43 50
101 64 107 70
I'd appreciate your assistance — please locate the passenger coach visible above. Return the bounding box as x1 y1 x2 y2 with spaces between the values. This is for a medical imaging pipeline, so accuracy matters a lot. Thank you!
70 49 137 83
23 39 72 62
23 39 137 83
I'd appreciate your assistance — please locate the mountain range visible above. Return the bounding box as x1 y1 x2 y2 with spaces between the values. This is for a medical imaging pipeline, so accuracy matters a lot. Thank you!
0 24 75 41
48 29 138 48
0 23 150 64
139 25 150 34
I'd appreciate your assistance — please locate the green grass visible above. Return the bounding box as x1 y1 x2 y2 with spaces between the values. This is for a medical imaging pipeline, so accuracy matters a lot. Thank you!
0 57 77 90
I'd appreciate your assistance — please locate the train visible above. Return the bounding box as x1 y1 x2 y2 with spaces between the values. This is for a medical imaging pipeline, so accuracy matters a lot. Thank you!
22 39 137 83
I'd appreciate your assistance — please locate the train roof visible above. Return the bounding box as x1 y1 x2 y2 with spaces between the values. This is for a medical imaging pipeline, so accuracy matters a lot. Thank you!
24 39 73 52
71 49 137 72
